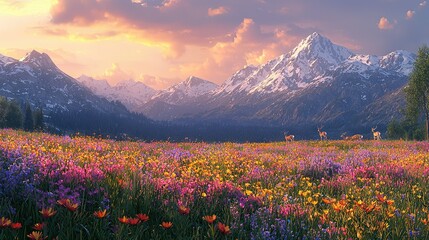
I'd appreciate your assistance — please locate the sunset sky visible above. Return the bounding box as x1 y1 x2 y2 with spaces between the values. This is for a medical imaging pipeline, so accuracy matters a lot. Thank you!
0 0 428 89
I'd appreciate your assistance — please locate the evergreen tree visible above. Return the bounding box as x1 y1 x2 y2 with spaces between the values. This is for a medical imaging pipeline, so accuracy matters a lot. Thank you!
0 96 8 128
5 101 23 129
24 102 34 131
33 107 44 131
405 45 429 140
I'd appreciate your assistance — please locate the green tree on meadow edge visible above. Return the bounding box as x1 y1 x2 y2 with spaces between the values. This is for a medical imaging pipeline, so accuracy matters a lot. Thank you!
24 102 34 131
405 45 429 140
5 101 23 129
33 107 44 131
0 96 8 128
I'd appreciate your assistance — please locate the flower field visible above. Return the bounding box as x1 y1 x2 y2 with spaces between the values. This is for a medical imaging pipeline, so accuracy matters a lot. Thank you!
1 129 429 239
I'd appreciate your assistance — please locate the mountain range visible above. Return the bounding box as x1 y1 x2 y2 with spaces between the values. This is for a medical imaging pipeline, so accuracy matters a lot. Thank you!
0 32 416 139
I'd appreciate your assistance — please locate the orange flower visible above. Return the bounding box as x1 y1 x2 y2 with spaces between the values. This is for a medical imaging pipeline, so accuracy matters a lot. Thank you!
0 217 12 228
386 199 395 205
178 206 190 215
65 202 78 212
218 222 231 235
10 222 22 229
93 209 108 219
57 199 78 212
118 216 129 224
136 213 149 222
364 203 376 213
33 222 45 231
161 221 173 229
203 214 217 224
27 231 47 240
56 199 68 206
39 208 57 218
376 194 387 203
128 218 141 225
322 198 336 204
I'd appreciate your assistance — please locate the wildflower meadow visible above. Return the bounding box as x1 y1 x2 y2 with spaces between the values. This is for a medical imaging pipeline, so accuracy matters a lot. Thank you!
1 129 429 239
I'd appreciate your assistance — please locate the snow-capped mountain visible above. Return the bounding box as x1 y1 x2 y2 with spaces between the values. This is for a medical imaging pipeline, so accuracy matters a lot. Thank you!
139 76 218 120
139 32 416 135
151 76 217 104
0 50 136 130
212 32 354 96
77 75 156 112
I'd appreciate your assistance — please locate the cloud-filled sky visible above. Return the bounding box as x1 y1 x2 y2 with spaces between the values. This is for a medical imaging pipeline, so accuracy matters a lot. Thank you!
0 0 428 89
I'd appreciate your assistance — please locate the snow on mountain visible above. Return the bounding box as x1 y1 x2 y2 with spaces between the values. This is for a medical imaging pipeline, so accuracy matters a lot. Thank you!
0 50 129 116
213 32 354 96
151 76 218 105
334 50 416 78
19 50 59 70
77 76 156 112
0 54 16 64
379 50 416 75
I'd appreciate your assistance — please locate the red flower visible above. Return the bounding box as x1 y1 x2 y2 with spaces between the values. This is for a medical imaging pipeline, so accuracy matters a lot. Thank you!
33 222 45 231
161 221 173 229
10 222 22 229
178 206 190 215
39 208 57 218
0 217 11 228
27 231 47 240
93 209 108 219
128 218 141 225
218 222 231 235
136 213 149 222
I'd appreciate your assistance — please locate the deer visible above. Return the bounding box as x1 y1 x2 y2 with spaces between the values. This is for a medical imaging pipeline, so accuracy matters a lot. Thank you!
317 127 328 141
341 132 363 141
371 127 382 140
284 132 295 142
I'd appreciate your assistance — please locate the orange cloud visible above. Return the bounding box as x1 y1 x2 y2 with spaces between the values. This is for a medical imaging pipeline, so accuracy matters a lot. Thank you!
406 10 415 20
378 17 395 30
208 6 228 16
99 63 133 86
177 18 298 83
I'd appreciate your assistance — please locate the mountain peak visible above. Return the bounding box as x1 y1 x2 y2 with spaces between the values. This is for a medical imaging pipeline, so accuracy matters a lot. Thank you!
184 76 211 87
20 50 57 69
290 32 354 65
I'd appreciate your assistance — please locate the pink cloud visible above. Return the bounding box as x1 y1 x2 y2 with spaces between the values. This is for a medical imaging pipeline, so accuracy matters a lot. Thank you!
378 17 395 30
208 6 228 16
420 1 427 7
406 10 415 20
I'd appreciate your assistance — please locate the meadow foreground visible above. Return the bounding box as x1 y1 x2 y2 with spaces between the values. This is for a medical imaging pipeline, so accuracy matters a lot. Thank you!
1 129 429 239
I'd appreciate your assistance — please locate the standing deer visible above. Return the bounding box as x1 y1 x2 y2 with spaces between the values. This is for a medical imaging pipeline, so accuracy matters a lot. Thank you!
371 127 382 140
317 127 328 140
341 132 363 140
284 132 295 142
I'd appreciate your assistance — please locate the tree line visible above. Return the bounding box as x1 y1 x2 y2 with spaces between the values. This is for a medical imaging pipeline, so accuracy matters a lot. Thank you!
0 96 44 131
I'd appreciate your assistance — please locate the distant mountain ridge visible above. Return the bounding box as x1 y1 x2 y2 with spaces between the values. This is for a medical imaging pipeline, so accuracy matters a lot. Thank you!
0 50 154 137
136 32 415 136
77 75 156 112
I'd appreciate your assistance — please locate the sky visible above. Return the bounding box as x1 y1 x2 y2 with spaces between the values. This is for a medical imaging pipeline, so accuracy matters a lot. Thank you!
0 0 428 90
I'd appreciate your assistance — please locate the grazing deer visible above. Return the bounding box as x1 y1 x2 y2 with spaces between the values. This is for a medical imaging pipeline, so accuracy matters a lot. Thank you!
317 127 328 140
284 132 295 142
371 127 382 140
341 133 363 140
